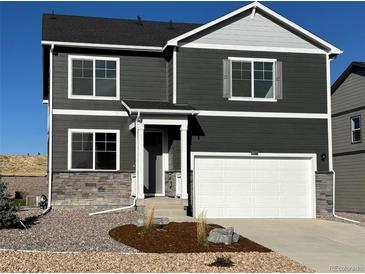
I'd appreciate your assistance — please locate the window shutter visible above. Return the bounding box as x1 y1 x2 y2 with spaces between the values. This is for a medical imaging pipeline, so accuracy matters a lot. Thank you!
275 61 283 100
223 59 231 98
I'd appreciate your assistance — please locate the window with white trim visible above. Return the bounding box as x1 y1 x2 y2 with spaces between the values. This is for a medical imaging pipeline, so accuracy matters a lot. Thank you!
69 129 119 171
69 55 119 100
351 116 361 144
231 59 275 100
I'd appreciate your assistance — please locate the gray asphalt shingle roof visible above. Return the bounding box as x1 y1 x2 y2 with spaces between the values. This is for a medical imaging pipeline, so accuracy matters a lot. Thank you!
42 13 201 47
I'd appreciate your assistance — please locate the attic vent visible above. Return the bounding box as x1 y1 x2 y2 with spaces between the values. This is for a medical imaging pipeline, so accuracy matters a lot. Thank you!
168 20 174 30
136 16 143 26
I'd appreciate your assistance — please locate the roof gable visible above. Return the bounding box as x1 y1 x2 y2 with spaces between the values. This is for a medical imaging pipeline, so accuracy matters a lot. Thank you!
332 62 365 94
167 2 341 55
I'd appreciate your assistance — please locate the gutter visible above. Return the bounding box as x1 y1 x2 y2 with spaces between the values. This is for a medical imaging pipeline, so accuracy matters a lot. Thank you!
326 54 359 224
47 44 54 211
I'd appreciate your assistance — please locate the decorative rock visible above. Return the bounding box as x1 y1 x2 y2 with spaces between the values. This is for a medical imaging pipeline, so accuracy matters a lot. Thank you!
208 227 239 245
135 218 144 227
153 217 169 225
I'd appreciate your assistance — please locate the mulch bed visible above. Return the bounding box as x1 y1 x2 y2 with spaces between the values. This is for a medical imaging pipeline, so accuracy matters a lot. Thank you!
109 222 271 253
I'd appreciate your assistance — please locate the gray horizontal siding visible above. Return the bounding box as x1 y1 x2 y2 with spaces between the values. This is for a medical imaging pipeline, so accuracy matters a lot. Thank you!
189 116 329 171
334 153 365 213
177 48 327 113
332 68 365 114
53 51 167 110
52 115 135 171
332 109 365 154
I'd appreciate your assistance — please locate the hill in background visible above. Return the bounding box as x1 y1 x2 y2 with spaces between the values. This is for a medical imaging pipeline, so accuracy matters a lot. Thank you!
0 155 47 177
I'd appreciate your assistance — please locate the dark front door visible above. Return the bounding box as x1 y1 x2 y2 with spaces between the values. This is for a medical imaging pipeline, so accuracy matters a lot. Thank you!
144 131 163 195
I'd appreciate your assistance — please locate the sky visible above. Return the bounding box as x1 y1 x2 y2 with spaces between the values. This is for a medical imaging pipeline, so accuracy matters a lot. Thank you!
0 1 364 155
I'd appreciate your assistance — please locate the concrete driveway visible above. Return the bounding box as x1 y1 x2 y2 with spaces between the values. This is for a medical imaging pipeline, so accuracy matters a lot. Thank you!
208 218 365 273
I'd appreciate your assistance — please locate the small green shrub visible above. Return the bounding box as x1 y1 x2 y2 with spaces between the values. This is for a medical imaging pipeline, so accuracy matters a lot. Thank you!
12 199 26 207
196 211 208 246
208 255 235 267
0 178 19 228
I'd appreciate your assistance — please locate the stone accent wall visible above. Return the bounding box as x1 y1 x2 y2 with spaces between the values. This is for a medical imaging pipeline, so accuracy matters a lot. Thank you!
52 172 132 207
165 171 179 197
316 172 333 216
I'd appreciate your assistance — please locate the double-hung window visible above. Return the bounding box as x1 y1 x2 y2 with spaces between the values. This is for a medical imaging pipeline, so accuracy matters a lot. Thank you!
224 57 282 101
351 115 361 144
68 129 120 171
69 55 120 100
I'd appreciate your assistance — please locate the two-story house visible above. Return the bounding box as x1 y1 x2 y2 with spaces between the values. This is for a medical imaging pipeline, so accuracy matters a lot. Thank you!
42 2 341 218
332 62 365 214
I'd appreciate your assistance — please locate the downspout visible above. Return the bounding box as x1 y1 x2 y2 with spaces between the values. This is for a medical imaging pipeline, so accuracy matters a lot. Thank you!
44 44 54 215
89 112 140 216
326 54 359 224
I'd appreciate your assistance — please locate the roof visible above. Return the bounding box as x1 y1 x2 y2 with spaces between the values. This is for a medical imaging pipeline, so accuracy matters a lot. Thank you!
121 100 197 115
42 13 201 48
42 2 341 56
332 62 365 94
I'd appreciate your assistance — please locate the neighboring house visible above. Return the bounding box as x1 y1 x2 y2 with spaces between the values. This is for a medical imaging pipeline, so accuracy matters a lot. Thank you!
331 62 365 214
42 2 342 218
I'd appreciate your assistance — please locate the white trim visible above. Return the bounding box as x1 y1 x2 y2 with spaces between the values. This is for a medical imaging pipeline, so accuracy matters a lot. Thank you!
326 54 333 171
179 43 327 55
121 100 132 114
191 151 317 218
68 55 120 100
42 100 49 104
228 97 277 102
53 109 128 117
228 57 277 62
173 48 177 104
167 2 341 55
67 129 120 171
127 108 198 115
198 110 327 119
142 117 188 127
42 40 163 52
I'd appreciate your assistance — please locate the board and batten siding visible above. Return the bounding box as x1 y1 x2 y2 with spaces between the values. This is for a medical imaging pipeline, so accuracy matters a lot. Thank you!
332 109 365 154
176 48 327 113
332 68 365 114
334 154 365 213
52 50 168 111
52 115 135 171
181 10 319 50
188 116 329 171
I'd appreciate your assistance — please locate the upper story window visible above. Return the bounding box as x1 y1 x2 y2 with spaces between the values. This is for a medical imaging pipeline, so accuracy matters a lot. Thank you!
223 57 282 102
351 115 361 144
68 55 120 100
68 129 120 171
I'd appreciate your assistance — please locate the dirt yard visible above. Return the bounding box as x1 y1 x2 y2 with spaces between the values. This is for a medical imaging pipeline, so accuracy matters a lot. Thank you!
0 155 47 176
0 250 313 273
109 222 271 253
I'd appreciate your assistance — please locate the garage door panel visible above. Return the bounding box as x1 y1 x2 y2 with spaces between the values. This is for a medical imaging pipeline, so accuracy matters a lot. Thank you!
195 155 314 218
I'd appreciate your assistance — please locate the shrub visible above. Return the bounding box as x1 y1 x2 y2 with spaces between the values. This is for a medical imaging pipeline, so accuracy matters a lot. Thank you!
0 178 19 228
208 255 235 267
142 206 155 235
196 211 208 246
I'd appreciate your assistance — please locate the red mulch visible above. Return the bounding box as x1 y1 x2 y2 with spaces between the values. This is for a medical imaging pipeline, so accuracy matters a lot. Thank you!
109 222 271 253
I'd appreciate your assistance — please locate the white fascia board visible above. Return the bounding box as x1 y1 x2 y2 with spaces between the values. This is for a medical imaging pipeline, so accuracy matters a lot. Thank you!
130 108 199 115
181 43 327 55
121 100 132 115
42 40 163 52
198 111 328 119
42 100 49 104
167 2 342 55
53 109 128 116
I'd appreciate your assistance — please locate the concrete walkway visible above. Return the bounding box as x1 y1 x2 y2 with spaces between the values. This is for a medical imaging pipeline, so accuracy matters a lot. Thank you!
208 218 365 273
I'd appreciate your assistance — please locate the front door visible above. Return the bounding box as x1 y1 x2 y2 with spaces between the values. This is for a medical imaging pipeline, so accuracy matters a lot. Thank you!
144 131 163 195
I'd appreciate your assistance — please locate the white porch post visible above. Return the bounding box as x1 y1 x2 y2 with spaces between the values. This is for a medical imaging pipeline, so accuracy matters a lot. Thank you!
180 123 188 199
136 122 145 199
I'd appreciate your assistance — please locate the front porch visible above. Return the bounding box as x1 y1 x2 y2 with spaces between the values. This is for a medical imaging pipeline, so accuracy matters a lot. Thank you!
122 100 197 212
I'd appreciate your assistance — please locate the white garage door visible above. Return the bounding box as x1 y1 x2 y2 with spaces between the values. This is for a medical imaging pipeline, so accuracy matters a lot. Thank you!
194 155 315 218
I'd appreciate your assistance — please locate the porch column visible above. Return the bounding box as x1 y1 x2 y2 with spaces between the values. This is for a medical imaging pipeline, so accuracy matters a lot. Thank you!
180 123 188 199
136 122 145 199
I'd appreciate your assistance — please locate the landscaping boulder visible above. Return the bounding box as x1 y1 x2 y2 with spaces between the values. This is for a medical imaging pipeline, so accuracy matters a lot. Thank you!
208 227 240 245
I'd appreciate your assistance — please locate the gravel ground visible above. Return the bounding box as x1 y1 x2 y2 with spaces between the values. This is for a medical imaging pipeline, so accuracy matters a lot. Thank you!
0 250 313 273
319 212 365 227
0 208 143 252
1 176 47 198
